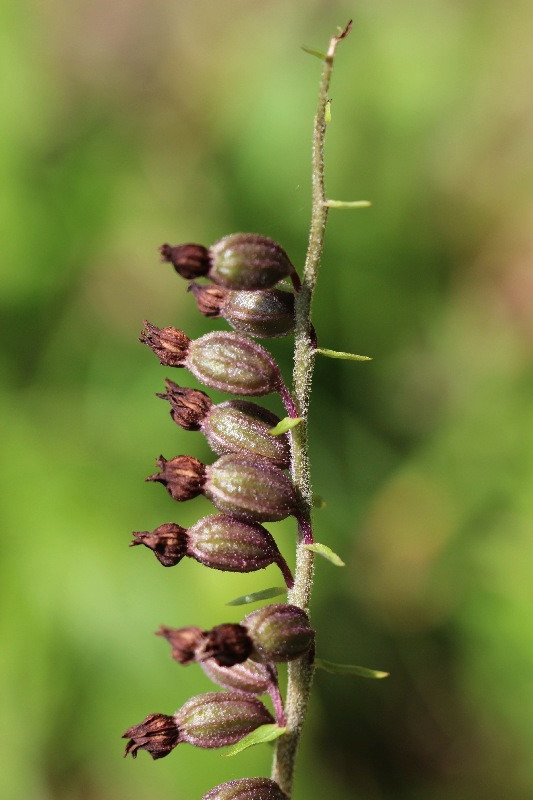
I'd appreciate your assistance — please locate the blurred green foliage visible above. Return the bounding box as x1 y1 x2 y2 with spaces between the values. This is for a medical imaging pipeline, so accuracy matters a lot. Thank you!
1 1 532 798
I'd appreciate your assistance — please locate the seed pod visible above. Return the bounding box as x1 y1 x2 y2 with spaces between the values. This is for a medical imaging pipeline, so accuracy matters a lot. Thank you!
187 331 282 396
202 777 288 800
199 658 272 695
161 233 295 290
190 283 295 339
158 381 290 468
243 604 315 663
141 323 283 397
204 454 298 522
187 514 293 584
131 514 293 586
176 691 274 748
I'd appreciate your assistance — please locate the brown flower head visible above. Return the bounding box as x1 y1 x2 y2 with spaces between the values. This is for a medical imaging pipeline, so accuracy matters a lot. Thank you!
155 625 206 664
122 713 181 760
156 380 213 431
160 243 210 279
146 455 205 502
188 282 228 317
130 522 188 567
139 321 190 367
197 623 254 667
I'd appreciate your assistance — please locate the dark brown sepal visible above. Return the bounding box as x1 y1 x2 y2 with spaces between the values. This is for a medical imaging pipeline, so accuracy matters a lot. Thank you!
198 623 254 667
122 713 181 760
160 243 210 280
156 625 206 664
156 379 213 431
130 522 188 566
188 282 228 317
146 455 206 501
140 321 190 367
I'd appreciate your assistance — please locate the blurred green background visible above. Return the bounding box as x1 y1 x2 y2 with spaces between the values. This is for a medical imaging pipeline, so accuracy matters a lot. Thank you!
1 0 532 798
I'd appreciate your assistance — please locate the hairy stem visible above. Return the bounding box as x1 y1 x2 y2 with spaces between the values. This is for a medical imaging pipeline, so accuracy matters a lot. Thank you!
271 22 352 797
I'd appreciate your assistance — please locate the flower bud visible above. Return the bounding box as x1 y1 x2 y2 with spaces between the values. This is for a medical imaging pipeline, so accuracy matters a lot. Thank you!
131 514 293 586
145 455 205 501
243 604 314 663
141 324 283 397
162 233 295 290
176 692 274 748
190 283 295 339
155 626 205 664
122 713 181 760
202 777 288 800
204 454 298 522
130 522 188 567
158 382 290 468
199 658 271 695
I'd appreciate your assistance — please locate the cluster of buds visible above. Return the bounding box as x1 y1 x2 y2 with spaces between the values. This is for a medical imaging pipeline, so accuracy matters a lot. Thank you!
124 234 314 796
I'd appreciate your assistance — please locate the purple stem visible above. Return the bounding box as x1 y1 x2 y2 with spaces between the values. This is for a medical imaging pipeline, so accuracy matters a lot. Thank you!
266 664 286 727
278 380 299 418
289 268 301 292
296 514 314 544
275 553 294 589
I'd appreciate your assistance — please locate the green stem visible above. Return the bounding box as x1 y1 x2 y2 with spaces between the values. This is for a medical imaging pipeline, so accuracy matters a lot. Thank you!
271 22 352 797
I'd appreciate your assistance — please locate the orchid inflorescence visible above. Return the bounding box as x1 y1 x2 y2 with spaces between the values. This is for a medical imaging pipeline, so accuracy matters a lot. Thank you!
122 23 378 799
124 233 313 799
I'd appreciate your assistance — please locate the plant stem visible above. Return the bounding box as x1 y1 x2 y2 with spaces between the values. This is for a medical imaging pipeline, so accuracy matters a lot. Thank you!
271 22 352 797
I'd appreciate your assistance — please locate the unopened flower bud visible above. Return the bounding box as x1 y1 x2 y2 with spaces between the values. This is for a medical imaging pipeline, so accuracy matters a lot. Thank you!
176 692 274 748
141 324 283 397
204 454 298 522
243 604 314 663
122 713 181 760
162 233 295 290
155 626 205 664
190 283 295 339
202 777 288 800
130 522 187 567
145 455 205 501
132 514 293 586
200 658 271 695
158 381 290 467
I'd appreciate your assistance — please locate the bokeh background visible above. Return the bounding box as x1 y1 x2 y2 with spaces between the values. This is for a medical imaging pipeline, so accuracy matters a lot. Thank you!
1 0 532 798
